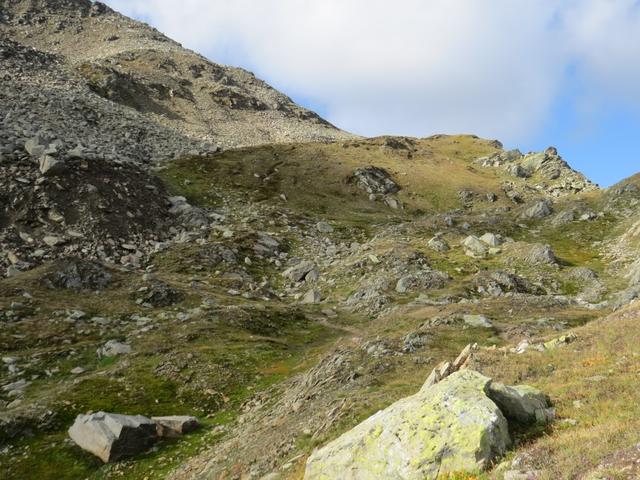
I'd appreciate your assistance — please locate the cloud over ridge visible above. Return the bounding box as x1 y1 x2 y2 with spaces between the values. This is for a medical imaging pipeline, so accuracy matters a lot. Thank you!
107 0 640 146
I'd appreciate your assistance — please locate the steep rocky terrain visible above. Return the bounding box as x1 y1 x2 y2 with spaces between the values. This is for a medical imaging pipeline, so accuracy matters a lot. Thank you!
2 2 640 480
0 0 352 164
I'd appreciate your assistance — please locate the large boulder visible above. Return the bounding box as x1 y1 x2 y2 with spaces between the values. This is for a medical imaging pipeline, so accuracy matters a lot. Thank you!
68 412 157 463
304 370 511 480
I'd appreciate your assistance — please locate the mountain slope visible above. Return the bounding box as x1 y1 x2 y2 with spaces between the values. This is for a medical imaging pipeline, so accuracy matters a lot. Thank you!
0 0 353 161
3 3 640 480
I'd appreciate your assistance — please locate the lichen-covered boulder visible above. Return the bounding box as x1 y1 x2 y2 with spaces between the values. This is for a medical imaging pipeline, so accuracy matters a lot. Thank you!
304 370 511 480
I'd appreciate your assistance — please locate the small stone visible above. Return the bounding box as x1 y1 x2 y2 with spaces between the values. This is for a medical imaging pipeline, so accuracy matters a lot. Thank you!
463 314 493 328
39 155 66 176
316 222 334 233
43 236 63 247
301 289 322 304
97 340 132 358
152 416 200 437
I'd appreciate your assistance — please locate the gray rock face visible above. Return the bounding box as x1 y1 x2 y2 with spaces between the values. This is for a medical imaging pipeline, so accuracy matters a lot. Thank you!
521 244 557 265
350 166 400 195
505 243 557 266
395 270 449 293
68 412 157 463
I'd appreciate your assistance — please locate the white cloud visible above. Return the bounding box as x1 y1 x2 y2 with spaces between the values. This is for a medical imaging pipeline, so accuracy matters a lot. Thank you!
106 0 640 143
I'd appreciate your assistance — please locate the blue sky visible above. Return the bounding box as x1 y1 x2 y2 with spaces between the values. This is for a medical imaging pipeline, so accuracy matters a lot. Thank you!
107 0 640 187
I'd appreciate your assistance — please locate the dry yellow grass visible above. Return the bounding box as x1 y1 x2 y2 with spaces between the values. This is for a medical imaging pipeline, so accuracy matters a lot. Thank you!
474 304 640 479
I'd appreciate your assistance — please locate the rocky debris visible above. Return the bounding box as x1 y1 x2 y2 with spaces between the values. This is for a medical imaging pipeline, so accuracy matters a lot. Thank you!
38 155 66 176
422 343 477 389
349 166 400 195
41 257 111 290
427 235 450 252
512 332 577 354
68 412 158 463
0 38 207 167
345 278 390 314
0 0 351 161
2 379 30 398
0 149 176 276
401 332 430 353
567 267 606 303
305 370 530 480
395 270 449 293
254 232 281 256
506 243 557 266
472 270 543 297
97 340 132 358
134 281 184 307
521 199 553 220
152 416 200 437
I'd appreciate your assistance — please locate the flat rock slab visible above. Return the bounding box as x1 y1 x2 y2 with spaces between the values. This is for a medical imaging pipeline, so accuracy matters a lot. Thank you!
69 412 157 463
